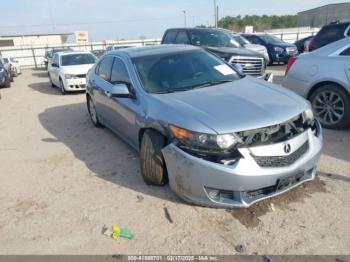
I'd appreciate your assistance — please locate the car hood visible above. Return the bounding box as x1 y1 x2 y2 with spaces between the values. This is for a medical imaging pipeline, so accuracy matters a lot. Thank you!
244 44 266 52
152 77 309 134
205 46 264 59
61 64 94 75
272 43 297 48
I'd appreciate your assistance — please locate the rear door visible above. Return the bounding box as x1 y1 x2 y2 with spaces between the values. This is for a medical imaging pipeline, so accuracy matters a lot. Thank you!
50 54 60 85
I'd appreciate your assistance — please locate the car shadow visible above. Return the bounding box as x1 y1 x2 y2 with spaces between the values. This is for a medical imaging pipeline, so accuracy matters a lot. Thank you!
28 82 85 96
322 127 350 163
32 71 49 78
38 102 181 204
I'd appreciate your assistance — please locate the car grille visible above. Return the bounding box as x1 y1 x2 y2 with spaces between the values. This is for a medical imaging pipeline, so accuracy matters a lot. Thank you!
76 74 86 78
252 141 309 168
229 56 265 77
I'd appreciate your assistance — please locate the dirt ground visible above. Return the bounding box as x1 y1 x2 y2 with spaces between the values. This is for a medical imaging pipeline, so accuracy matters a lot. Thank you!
0 68 349 255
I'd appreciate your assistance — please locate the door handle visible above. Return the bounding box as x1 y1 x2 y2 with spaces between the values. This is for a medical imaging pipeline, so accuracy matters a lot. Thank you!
104 90 112 98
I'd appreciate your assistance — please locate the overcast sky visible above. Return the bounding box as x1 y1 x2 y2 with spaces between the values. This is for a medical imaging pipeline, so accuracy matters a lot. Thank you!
0 0 345 41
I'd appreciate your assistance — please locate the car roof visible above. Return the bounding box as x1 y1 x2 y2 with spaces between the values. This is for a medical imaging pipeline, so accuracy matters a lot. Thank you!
165 27 231 33
107 44 202 58
56 51 92 56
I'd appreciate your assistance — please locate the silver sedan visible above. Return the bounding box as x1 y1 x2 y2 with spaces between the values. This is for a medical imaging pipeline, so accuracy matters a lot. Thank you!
282 38 350 129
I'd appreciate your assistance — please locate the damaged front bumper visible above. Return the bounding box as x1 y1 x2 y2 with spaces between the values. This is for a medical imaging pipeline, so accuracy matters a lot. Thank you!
162 122 323 208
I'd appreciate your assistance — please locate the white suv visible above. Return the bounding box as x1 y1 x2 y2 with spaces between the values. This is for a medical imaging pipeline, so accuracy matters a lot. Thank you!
48 51 96 94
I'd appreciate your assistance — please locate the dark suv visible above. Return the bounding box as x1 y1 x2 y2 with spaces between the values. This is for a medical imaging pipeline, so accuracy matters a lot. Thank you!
309 21 350 51
162 28 266 78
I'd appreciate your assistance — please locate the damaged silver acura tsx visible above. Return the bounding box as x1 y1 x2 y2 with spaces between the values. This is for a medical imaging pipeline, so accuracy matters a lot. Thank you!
86 45 323 208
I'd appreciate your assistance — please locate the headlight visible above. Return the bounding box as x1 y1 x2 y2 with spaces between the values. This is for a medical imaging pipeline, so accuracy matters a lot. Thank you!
169 125 240 151
64 74 77 79
303 107 315 123
274 47 284 53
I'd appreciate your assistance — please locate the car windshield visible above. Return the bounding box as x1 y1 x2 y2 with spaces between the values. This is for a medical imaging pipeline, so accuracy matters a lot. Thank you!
61 54 96 66
190 30 239 48
259 35 284 44
3 58 9 63
231 35 250 47
10 58 16 62
133 50 241 94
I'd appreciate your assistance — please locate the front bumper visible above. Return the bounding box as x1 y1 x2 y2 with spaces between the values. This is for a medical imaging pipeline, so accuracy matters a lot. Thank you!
63 78 87 91
162 121 323 208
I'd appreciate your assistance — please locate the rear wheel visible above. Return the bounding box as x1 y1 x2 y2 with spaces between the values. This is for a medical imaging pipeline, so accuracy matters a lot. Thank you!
140 130 167 186
59 78 66 95
310 84 350 129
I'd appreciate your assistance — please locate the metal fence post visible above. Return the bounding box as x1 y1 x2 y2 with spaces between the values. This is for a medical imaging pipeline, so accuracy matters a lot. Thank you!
31 48 37 69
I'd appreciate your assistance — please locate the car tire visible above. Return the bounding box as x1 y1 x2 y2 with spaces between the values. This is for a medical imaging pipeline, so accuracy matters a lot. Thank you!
5 78 11 88
140 130 167 186
87 96 102 127
13 68 18 77
49 74 55 88
59 78 66 95
268 54 273 66
310 84 350 129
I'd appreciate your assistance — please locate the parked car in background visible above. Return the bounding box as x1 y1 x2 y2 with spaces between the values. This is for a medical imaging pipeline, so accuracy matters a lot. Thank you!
45 47 74 70
0 59 11 88
48 51 97 95
283 38 350 129
162 28 267 78
309 21 350 52
243 33 298 65
91 49 106 59
86 45 322 208
1 57 14 82
106 45 134 51
231 33 270 64
2 56 21 76
295 35 315 53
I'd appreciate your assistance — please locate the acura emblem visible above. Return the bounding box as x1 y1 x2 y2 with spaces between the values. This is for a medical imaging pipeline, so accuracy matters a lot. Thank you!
284 144 291 154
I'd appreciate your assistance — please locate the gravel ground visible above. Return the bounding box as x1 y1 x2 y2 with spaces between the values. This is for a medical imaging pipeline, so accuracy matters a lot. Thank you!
0 68 349 255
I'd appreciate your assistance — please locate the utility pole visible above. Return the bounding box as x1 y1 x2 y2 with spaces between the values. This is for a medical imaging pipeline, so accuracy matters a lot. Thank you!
214 0 218 28
183 10 187 27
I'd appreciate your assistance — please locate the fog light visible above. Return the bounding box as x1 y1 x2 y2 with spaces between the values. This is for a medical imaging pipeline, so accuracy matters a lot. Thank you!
208 189 220 200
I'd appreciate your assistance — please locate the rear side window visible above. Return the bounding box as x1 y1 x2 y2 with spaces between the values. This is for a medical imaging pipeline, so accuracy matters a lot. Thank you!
97 56 114 81
317 24 349 41
110 57 130 83
175 31 190 44
163 31 177 44
340 47 350 56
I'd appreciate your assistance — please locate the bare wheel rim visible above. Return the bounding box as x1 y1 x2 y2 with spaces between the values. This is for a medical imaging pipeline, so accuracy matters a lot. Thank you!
312 90 345 125
89 99 98 124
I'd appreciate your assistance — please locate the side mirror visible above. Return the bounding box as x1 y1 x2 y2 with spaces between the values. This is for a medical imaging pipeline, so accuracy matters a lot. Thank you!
108 83 134 98
52 63 59 68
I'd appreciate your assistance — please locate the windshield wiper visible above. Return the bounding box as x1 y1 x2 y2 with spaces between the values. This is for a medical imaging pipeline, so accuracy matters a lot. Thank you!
188 79 234 89
150 80 233 94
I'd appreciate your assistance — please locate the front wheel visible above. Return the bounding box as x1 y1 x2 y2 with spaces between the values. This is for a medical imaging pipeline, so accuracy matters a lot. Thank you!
140 130 167 186
310 84 350 129
87 96 102 127
59 79 66 95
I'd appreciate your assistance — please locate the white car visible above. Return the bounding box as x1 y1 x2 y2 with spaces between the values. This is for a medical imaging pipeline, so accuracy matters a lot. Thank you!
48 51 97 94
2 56 21 76
232 34 270 64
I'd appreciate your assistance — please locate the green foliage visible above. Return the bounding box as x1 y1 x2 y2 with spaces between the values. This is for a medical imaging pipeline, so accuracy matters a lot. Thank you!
218 15 297 32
